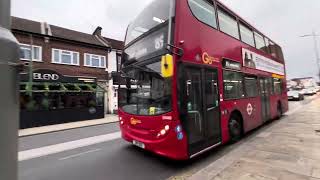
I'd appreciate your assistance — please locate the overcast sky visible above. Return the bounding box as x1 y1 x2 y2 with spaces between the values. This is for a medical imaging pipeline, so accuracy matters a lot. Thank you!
11 0 320 80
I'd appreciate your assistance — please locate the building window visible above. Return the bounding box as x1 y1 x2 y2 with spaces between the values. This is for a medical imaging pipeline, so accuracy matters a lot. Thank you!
84 53 106 68
244 76 258 97
223 70 244 100
239 23 255 47
218 9 239 39
116 53 122 72
20 44 42 62
188 0 217 28
52 49 79 65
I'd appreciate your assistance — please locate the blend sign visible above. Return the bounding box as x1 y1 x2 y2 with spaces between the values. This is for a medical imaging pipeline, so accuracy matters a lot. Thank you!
242 48 285 75
33 73 60 81
31 69 61 82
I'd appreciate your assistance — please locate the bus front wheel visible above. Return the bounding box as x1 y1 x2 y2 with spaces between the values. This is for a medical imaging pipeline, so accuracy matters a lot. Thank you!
228 114 243 142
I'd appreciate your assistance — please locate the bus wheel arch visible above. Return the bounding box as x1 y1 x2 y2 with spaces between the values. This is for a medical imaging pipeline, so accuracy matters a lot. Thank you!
228 110 244 142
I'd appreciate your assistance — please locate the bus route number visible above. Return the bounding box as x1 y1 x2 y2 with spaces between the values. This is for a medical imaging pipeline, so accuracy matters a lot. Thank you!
155 35 164 50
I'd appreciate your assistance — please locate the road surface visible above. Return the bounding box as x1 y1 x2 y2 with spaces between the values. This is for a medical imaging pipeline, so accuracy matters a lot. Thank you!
18 95 318 180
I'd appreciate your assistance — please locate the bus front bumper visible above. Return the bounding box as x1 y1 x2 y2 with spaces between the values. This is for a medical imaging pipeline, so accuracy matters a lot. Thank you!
120 125 189 160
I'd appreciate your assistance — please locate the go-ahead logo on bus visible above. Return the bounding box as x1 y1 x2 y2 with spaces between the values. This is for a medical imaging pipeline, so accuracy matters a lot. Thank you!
130 117 141 125
202 52 219 65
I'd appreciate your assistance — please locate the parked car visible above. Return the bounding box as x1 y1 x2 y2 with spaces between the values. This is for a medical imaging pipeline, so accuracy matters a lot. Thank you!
305 87 317 95
299 88 308 95
287 89 304 101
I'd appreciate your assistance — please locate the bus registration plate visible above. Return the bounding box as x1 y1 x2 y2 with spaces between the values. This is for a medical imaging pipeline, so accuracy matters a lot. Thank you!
133 140 145 149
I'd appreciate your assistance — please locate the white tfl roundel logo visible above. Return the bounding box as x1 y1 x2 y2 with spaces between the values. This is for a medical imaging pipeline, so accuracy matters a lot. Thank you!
247 103 253 116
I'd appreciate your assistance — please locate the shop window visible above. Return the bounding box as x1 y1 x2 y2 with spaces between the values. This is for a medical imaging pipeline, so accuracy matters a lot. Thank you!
218 9 239 39
244 76 258 97
32 84 46 91
239 23 255 47
52 48 79 66
48 84 62 91
96 92 104 106
188 0 217 28
78 84 94 91
20 44 42 62
223 71 244 99
84 53 106 68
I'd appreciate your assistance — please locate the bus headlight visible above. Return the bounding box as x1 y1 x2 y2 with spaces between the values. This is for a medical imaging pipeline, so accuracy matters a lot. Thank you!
160 129 166 135
157 125 170 137
165 125 170 131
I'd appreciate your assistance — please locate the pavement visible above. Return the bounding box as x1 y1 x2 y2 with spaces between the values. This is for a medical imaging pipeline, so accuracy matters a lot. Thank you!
185 95 320 180
18 114 118 137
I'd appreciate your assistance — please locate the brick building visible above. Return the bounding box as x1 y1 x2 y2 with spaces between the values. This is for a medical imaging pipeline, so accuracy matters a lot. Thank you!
12 17 123 128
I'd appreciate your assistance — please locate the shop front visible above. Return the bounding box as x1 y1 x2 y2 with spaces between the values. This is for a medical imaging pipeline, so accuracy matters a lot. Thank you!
19 69 105 129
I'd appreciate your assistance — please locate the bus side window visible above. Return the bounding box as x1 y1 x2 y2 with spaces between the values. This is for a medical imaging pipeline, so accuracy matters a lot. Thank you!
244 76 258 98
273 78 282 95
223 70 244 100
268 40 278 58
275 45 285 63
188 0 217 29
217 9 240 39
254 32 268 53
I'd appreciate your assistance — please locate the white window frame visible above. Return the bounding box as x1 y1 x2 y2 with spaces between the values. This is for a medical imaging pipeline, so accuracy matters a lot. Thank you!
84 53 106 68
20 43 42 62
51 48 80 66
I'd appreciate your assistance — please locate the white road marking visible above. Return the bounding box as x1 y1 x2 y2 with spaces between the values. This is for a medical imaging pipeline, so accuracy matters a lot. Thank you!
59 148 101 161
19 131 121 161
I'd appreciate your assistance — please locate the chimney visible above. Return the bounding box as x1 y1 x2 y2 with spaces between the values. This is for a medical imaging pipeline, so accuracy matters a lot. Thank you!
93 26 111 50
93 26 102 36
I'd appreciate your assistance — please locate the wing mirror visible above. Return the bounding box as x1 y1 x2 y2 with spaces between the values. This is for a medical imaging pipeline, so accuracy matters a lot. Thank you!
161 54 173 78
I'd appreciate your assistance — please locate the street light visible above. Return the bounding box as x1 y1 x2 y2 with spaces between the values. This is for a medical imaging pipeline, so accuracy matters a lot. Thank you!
300 31 320 80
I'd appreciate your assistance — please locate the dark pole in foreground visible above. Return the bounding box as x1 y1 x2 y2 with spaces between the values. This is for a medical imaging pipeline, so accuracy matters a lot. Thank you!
0 0 20 179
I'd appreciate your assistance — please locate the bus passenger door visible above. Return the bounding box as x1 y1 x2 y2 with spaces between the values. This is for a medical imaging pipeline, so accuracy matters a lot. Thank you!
203 69 221 147
181 66 221 157
259 77 271 122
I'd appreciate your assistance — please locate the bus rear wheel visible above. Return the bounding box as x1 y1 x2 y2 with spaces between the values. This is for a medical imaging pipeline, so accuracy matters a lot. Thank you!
228 114 243 142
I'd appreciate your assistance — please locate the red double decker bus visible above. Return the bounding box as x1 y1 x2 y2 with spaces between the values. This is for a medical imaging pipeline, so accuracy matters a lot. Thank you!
118 0 288 160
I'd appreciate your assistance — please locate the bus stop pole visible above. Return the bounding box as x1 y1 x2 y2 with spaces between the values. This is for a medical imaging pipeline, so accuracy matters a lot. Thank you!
0 0 20 179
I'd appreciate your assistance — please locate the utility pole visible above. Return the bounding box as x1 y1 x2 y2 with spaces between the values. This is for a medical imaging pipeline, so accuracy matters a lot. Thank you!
301 31 320 80
0 0 20 179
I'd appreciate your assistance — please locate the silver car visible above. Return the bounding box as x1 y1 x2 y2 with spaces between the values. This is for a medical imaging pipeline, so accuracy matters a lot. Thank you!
287 89 304 101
